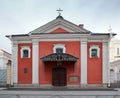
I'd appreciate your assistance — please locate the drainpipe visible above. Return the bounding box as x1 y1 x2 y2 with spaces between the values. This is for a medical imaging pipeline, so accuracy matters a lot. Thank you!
108 39 111 87
108 26 113 87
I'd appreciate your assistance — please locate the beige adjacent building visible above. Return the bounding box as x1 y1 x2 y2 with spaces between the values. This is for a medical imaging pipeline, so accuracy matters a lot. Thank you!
0 49 11 86
110 38 120 83
6 60 12 87
0 49 11 69
110 38 120 62
110 60 120 83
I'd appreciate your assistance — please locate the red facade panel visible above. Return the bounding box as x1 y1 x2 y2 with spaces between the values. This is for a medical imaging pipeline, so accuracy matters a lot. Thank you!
39 41 80 85
87 42 102 84
51 28 69 34
18 43 32 84
17 41 103 85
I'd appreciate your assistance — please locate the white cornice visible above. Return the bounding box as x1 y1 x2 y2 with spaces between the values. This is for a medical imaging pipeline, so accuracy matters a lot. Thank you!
11 36 31 41
11 33 109 43
88 34 109 40
18 41 32 43
39 38 80 41
30 33 90 39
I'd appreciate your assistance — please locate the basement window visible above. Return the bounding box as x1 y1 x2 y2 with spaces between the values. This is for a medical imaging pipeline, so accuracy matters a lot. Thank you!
24 68 28 73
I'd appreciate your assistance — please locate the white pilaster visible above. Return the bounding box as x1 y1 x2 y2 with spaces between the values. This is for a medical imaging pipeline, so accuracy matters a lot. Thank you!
102 42 108 86
11 41 18 85
32 39 39 85
81 38 87 85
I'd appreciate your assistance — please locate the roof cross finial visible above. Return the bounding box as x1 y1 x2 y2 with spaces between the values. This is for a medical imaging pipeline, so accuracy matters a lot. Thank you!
108 25 112 33
56 8 63 16
108 25 114 39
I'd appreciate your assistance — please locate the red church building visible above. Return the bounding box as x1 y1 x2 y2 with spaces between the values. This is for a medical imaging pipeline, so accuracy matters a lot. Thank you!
7 15 114 87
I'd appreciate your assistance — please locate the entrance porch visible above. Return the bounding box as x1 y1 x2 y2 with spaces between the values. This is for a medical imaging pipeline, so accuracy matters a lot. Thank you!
41 53 79 86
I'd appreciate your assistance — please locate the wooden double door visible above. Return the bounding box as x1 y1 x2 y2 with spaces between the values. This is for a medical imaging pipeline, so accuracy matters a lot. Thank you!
52 67 67 86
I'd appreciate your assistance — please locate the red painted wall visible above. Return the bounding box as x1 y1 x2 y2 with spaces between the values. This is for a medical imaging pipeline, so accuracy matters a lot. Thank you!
39 41 80 85
17 41 103 85
87 42 102 84
51 28 69 34
18 43 32 84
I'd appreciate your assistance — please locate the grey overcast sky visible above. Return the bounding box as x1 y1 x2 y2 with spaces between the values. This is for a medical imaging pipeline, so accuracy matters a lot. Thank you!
0 0 120 53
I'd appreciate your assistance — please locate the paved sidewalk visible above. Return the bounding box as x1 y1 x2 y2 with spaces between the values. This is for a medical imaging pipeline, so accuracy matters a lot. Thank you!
0 88 120 98
4 86 116 91
0 87 6 90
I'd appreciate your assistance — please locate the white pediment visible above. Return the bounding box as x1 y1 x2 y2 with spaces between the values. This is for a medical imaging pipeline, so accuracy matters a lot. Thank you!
29 16 90 34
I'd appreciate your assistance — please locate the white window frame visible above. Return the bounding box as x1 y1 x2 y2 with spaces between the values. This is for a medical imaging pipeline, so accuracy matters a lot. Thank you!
89 45 100 58
21 46 30 58
53 44 66 53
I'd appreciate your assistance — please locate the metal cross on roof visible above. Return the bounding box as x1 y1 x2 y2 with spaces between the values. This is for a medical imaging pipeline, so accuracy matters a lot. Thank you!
108 25 112 33
56 8 63 16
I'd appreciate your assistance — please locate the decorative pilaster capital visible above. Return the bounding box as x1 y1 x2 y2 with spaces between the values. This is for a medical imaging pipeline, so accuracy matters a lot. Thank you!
102 40 108 43
32 39 39 45
102 41 108 46
12 41 18 47
80 38 87 44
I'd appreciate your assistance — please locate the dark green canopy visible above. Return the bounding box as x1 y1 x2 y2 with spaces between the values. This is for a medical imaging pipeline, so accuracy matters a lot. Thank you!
41 53 78 62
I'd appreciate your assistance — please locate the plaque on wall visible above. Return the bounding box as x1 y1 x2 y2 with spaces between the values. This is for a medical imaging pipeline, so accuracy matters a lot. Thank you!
70 76 79 82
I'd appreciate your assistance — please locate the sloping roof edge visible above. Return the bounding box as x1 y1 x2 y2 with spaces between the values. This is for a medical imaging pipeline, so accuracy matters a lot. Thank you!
29 15 90 34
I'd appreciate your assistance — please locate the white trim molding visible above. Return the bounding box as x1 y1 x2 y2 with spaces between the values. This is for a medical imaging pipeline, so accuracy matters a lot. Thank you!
11 41 18 85
32 39 39 85
81 38 87 85
102 42 108 86
53 44 66 53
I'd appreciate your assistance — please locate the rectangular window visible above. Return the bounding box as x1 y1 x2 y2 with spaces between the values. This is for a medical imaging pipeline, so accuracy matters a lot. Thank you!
24 68 28 73
23 50 29 58
56 48 63 53
21 46 30 58
117 48 119 56
91 49 97 57
119 69 120 73
90 45 100 58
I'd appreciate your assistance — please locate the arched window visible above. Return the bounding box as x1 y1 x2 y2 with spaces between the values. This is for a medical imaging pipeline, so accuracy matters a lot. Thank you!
21 46 30 58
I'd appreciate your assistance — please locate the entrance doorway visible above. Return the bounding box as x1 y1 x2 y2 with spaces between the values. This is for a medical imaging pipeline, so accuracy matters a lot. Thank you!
52 67 67 86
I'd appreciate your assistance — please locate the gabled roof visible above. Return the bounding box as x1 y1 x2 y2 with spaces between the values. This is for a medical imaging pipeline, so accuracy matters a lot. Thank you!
29 15 91 35
6 15 116 41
